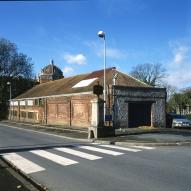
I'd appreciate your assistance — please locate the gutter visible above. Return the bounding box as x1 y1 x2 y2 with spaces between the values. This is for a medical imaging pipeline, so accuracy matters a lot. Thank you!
11 91 94 101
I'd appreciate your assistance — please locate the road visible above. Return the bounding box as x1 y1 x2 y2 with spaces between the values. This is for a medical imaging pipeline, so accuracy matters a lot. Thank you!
0 123 191 191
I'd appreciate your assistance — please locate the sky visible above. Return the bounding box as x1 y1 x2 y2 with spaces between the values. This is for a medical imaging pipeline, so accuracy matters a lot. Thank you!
0 0 191 89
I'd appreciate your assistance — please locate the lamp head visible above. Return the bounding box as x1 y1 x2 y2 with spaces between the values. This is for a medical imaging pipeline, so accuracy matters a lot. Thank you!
98 31 105 38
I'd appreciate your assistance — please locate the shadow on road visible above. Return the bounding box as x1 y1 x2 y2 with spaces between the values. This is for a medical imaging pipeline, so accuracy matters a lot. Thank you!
0 142 86 154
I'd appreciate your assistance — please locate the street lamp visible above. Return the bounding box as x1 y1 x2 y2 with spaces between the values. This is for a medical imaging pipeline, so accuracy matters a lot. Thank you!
7 81 12 120
7 82 12 101
97 30 106 124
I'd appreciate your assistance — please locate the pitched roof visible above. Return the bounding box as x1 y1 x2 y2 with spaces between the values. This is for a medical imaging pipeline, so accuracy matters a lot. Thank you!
15 67 150 99
41 64 63 76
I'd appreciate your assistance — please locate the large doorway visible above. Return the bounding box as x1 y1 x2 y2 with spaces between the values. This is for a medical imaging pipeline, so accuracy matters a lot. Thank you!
128 101 152 128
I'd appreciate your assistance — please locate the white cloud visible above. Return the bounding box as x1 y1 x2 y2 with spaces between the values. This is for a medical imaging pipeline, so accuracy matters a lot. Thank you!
64 53 87 65
62 66 74 76
174 53 183 64
166 69 191 88
166 42 191 88
173 46 188 65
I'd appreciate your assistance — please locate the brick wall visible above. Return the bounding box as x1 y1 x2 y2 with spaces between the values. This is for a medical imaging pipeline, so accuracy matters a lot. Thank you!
46 95 94 127
9 94 96 128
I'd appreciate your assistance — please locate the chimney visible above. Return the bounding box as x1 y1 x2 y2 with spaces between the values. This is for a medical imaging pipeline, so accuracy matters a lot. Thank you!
51 59 54 65
51 59 54 74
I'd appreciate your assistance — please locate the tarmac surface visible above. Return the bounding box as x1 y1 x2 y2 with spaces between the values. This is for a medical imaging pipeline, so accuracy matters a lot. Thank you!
0 120 191 191
1 120 191 145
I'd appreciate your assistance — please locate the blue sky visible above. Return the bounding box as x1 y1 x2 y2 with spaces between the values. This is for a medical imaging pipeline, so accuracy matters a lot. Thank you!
0 0 191 89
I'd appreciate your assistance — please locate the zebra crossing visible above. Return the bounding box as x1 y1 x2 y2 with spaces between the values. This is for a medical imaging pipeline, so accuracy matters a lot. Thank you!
1 144 155 175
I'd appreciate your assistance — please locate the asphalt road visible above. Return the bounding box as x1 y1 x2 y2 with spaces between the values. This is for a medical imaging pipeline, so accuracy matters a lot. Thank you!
0 123 191 191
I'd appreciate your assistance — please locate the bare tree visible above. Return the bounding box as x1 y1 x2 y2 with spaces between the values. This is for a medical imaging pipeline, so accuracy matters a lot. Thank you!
160 82 177 101
0 38 33 78
0 37 35 119
130 63 167 86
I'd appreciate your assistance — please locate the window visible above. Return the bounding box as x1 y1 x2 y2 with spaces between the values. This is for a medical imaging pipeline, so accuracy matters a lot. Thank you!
28 112 34 119
27 100 33 106
13 110 17 116
35 98 44 106
21 111 26 118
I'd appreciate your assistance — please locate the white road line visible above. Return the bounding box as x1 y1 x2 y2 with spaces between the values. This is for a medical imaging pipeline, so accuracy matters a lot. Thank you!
79 146 124 156
131 146 155 150
99 144 141 152
55 147 102 160
3 153 45 174
30 150 78 166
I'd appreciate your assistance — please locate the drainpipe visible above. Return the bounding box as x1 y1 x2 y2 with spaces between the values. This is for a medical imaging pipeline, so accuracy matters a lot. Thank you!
69 100 72 126
45 98 47 124
18 101 20 121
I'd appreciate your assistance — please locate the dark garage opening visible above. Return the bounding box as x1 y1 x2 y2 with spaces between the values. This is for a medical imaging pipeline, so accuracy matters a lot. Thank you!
128 101 153 128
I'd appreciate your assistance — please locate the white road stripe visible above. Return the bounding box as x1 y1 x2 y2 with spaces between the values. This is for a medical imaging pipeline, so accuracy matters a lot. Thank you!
30 150 78 166
131 146 155 150
79 146 123 156
99 144 141 152
3 153 45 174
55 147 102 160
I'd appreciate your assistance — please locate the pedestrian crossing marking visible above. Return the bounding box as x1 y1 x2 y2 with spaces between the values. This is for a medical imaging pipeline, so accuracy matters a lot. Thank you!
55 147 102 160
131 146 155 150
30 150 78 166
2 144 156 174
3 153 45 174
99 144 141 152
78 146 124 156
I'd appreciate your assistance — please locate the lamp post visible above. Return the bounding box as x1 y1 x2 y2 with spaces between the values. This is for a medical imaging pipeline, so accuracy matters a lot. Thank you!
98 30 106 124
7 82 12 101
7 81 12 119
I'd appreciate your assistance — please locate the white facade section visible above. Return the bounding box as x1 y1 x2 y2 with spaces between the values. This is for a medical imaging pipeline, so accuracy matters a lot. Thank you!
27 100 33 106
72 78 97 88
20 101 26 106
11 101 18 106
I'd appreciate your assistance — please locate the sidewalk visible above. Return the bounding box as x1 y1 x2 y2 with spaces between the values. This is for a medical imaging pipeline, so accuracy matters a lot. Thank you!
95 127 191 146
1 120 191 146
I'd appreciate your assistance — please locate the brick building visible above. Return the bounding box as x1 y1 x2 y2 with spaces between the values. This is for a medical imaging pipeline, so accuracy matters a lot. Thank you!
9 64 166 128
39 60 64 83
